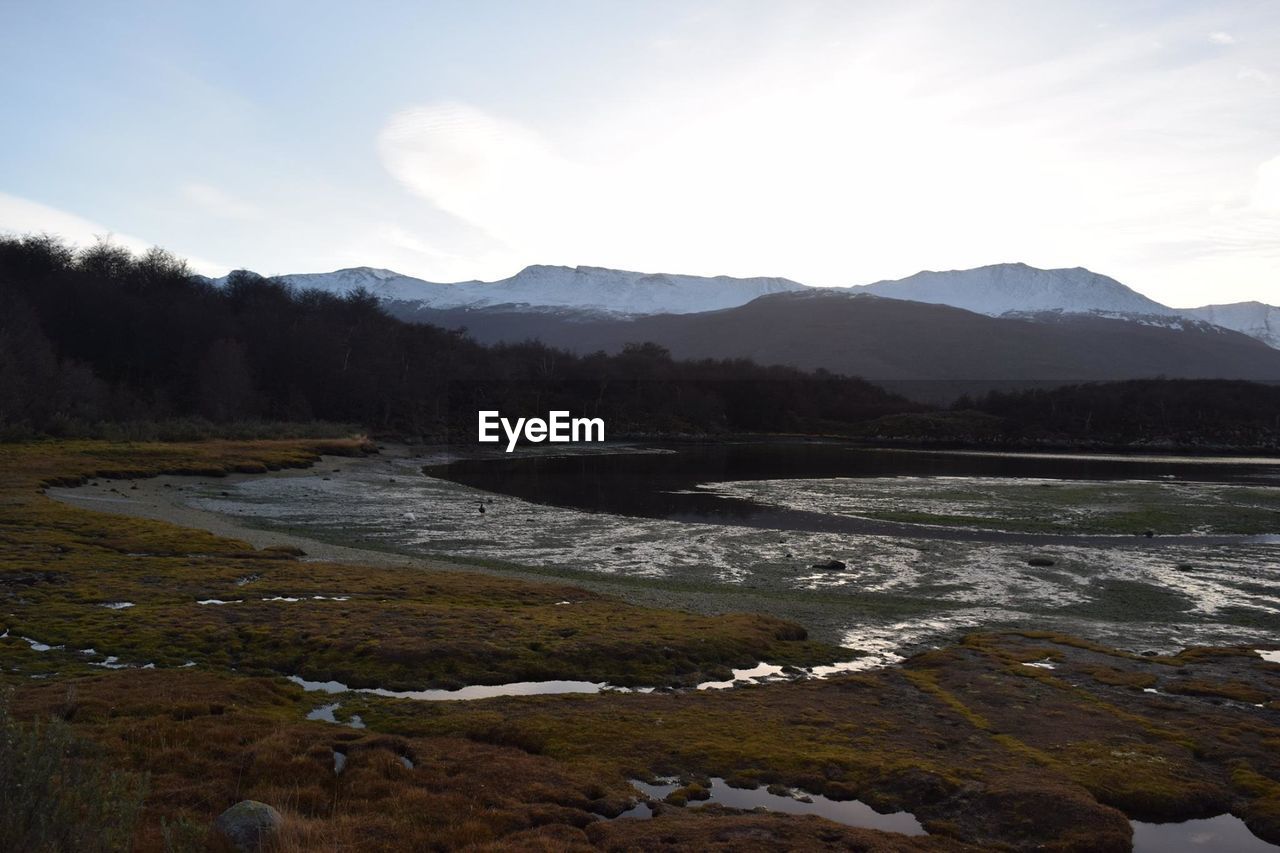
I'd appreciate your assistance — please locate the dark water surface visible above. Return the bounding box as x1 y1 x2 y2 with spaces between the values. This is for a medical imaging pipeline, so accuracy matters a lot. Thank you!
425 443 1280 544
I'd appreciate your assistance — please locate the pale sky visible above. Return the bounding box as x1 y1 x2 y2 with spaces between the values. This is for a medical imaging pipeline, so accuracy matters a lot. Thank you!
2 0 1278 307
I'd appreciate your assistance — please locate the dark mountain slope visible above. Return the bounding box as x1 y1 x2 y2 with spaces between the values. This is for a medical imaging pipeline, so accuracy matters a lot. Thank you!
391 291 1280 385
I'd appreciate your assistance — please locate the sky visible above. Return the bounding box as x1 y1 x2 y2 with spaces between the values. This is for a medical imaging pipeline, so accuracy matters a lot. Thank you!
1 0 1278 307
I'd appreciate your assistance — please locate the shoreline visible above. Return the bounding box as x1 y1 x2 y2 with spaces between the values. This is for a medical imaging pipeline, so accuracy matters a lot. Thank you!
46 442 455 571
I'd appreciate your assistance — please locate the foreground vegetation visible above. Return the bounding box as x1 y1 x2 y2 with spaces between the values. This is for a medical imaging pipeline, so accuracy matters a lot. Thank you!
1 438 1279 851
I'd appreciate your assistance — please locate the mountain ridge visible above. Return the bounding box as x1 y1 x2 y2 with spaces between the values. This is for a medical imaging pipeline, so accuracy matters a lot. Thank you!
388 288 1280 400
201 261 1280 349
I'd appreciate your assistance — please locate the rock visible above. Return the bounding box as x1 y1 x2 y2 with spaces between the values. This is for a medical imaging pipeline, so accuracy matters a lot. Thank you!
811 560 846 571
212 800 283 852
1142 529 1155 538
1026 557 1055 567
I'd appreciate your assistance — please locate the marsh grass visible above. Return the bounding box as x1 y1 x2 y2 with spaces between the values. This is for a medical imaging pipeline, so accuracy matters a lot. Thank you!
0 690 148 852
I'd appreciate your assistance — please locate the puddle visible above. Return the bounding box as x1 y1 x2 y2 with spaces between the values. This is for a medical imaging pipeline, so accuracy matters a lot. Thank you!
332 750 346 775
288 674 605 701
307 703 340 723
1132 813 1280 852
262 595 350 602
20 637 59 652
697 663 787 690
1021 658 1057 669
697 656 899 690
628 777 926 835
631 779 682 800
806 658 882 677
399 755 414 769
616 800 654 819
99 602 134 609
1257 650 1280 664
306 702 365 728
196 599 242 605
6 634 173 673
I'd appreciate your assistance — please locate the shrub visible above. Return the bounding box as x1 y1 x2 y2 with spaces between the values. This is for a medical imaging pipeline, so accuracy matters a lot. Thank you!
0 691 148 852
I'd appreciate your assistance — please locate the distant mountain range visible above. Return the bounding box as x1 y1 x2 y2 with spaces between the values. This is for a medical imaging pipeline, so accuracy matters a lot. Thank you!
204 261 1277 349
234 265 807 316
201 262 1280 395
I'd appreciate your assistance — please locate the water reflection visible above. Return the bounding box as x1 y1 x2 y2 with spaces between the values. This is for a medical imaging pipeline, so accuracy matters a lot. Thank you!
1132 814 1279 852
628 777 925 835
288 674 605 701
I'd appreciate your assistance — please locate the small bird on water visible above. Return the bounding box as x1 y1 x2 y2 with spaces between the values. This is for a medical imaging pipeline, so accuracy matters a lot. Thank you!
478 502 486 515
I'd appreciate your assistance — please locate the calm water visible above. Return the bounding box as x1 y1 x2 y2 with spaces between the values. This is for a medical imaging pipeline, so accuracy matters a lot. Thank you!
627 777 925 834
425 443 1280 544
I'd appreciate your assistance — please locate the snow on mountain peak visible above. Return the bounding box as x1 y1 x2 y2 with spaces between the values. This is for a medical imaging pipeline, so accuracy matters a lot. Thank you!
1182 301 1280 349
197 260 1280 350
254 263 807 316
857 262 1177 319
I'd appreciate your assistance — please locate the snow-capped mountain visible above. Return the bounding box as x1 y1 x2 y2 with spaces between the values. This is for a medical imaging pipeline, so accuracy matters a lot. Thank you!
203 260 1280 350
275 267 447 303
1181 302 1280 350
856 263 1177 319
214 264 806 317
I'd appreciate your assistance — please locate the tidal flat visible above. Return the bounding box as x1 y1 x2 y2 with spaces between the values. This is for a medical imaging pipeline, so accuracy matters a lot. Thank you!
119 441 1280 667
8 439 1280 850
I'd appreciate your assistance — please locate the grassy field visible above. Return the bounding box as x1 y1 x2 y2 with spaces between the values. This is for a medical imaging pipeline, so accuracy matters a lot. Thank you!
3 440 1280 851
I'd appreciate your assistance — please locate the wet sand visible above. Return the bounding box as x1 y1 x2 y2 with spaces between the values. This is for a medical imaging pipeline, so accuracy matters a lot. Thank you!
46 444 447 570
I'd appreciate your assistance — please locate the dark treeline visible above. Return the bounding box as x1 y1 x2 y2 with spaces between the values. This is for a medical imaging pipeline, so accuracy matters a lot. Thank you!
956 380 1280 447
0 235 918 441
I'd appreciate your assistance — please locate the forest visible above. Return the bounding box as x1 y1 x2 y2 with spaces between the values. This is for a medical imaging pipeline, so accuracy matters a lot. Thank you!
0 235 917 441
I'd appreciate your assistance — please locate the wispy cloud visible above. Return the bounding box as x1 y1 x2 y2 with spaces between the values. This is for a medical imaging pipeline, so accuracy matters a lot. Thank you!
1209 31 1236 44
373 3 1280 304
1254 154 1280 212
180 183 263 221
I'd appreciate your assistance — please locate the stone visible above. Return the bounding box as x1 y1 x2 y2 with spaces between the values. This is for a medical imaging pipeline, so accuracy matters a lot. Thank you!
212 800 283 852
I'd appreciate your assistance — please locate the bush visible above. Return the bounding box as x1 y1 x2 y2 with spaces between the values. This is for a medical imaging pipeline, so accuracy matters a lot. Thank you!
0 691 148 852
